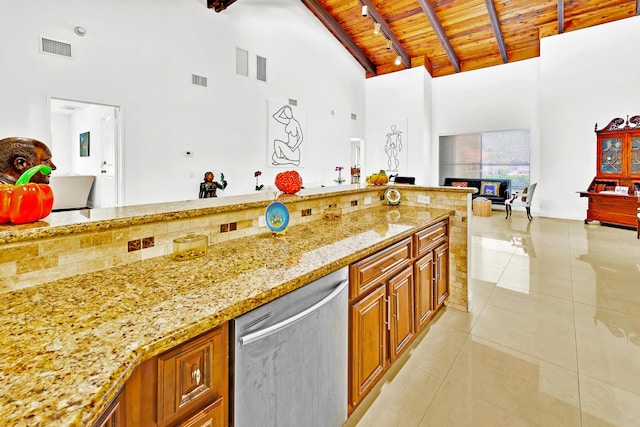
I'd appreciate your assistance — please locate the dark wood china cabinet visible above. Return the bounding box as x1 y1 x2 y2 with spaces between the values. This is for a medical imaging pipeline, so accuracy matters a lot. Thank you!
579 115 640 229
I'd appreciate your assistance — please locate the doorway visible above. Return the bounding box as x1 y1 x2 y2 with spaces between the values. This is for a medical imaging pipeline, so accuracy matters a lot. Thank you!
49 97 123 209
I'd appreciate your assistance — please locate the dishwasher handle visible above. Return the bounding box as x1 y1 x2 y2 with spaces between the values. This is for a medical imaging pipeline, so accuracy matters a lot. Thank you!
240 279 348 346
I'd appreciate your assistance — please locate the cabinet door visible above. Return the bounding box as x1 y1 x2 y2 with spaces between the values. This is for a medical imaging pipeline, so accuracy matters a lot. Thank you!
434 243 449 309
388 266 415 363
94 392 124 427
414 252 435 332
599 135 624 176
157 324 228 427
629 133 640 177
349 284 387 411
177 397 225 427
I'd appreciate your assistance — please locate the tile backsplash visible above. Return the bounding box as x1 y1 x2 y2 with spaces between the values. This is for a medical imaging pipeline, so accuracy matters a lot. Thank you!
0 187 471 312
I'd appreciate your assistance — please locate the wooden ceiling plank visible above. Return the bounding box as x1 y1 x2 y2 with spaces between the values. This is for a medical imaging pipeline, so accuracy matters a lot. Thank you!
300 0 377 75
484 0 508 63
361 0 413 68
416 0 461 73
207 0 238 12
558 0 565 33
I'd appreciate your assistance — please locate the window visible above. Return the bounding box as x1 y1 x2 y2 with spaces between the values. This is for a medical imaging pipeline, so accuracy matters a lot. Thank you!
439 130 530 189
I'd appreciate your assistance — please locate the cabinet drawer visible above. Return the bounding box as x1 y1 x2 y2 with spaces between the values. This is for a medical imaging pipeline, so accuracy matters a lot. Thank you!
413 220 447 257
350 238 412 300
177 397 225 427
157 324 228 427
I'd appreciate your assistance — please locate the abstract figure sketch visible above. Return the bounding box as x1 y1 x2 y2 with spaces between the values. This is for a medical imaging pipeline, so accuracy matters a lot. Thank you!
384 121 406 173
269 100 306 167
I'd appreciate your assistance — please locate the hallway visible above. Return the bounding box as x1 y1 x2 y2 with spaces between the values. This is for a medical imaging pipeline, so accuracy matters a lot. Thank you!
352 211 640 426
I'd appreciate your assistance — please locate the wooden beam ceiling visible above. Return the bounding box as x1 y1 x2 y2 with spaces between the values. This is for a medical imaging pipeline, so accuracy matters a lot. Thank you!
484 0 507 63
416 0 461 73
207 0 237 12
300 0 377 75
207 0 638 78
558 0 565 34
361 0 412 68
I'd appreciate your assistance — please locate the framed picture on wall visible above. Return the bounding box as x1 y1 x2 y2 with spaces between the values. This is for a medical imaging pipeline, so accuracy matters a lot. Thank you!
80 132 90 157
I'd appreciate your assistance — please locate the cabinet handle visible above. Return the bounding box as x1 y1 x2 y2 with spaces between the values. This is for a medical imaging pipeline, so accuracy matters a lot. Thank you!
386 297 391 331
379 258 399 273
394 293 399 320
192 367 201 385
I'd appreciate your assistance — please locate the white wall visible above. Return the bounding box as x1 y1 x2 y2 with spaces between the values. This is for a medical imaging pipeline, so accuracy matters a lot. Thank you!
432 58 540 191
365 67 433 184
0 0 366 205
539 16 640 219
430 15 640 219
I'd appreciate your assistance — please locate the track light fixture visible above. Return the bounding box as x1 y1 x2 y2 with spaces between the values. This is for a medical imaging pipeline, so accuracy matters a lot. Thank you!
395 55 402 66
386 39 392 51
361 4 368 16
373 22 381 34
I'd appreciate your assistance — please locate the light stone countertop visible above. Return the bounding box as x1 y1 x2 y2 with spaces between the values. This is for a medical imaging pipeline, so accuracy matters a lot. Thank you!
0 204 451 426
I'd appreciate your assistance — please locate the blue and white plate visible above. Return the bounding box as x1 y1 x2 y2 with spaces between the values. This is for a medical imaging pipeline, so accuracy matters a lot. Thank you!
265 202 289 233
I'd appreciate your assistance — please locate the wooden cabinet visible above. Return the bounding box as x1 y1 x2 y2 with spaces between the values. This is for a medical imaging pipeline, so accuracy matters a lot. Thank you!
122 323 229 427
580 115 640 229
93 391 125 427
348 219 449 413
157 324 228 427
349 284 388 409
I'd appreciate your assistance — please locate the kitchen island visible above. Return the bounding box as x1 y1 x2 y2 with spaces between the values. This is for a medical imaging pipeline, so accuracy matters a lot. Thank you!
0 185 473 426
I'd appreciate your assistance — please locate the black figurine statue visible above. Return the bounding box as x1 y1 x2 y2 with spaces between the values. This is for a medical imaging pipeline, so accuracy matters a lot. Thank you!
199 171 227 198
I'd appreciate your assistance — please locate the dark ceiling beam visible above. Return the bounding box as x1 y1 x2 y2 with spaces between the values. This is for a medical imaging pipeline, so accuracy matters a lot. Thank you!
636 0 639 15
558 0 565 33
361 0 412 68
416 0 460 73
300 0 377 75
207 0 238 12
484 0 508 63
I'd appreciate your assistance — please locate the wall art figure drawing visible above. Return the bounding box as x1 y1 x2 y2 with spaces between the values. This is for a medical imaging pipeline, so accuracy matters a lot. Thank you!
384 123 404 173
269 101 305 167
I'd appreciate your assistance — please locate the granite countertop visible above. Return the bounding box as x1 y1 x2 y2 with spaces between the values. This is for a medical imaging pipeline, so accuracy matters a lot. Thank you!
0 205 451 426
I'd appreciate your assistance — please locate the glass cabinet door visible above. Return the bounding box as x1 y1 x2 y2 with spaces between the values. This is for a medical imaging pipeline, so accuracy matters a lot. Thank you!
600 137 623 175
630 135 640 176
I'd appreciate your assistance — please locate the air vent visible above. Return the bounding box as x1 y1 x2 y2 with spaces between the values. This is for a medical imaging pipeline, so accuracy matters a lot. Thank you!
288 99 297 106
40 37 72 58
351 113 357 120
191 74 208 87
236 48 248 76
257 55 267 82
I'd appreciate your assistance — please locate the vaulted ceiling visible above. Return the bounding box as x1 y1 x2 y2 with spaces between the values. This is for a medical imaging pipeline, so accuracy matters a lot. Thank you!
210 0 639 77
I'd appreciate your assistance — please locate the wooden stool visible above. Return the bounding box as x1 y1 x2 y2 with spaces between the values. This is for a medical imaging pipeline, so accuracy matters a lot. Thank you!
473 198 492 217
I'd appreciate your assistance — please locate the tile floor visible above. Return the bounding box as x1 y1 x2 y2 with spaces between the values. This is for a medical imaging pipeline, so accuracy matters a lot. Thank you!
353 211 640 427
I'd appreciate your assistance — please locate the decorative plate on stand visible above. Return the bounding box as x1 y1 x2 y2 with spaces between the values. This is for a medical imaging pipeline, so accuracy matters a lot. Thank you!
265 202 289 234
384 187 402 206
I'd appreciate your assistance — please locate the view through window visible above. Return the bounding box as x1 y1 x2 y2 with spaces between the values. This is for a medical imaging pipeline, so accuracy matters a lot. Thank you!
439 130 530 189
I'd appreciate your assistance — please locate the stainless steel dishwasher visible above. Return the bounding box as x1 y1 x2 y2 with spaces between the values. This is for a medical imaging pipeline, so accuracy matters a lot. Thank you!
233 267 348 427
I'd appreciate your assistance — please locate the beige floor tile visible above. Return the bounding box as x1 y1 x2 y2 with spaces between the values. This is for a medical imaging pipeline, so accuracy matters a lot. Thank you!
405 324 468 379
468 279 495 307
431 305 482 334
574 302 640 395
496 270 574 300
354 364 442 427
444 336 581 426
487 286 575 328
471 304 577 370
419 381 536 427
579 375 640 427
505 256 573 280
572 274 640 317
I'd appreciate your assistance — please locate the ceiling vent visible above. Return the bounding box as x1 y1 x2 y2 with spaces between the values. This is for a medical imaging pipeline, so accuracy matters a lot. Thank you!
191 74 208 87
351 113 357 120
288 99 297 106
40 37 72 58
